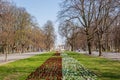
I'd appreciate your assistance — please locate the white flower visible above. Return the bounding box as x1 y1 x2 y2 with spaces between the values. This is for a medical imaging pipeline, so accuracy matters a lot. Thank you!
62 53 98 80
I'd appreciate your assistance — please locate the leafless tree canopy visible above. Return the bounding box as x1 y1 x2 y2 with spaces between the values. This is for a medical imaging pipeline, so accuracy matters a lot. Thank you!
58 0 120 55
43 20 56 51
59 21 79 51
0 0 55 61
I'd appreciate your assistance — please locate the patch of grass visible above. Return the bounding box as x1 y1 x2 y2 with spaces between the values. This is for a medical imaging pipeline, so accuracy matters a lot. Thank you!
0 52 54 80
65 51 120 80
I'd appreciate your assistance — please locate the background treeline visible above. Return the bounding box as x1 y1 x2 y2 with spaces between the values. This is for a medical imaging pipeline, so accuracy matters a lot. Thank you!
58 0 120 56
0 0 55 59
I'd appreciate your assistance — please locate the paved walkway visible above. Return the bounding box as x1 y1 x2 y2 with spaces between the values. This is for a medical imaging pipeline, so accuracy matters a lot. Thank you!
0 52 44 65
78 51 120 60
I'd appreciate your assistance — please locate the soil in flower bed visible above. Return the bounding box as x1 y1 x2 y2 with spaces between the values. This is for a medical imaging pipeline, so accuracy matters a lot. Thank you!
26 53 62 80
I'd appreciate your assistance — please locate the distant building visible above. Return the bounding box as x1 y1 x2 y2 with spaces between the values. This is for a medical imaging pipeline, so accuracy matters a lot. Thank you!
57 44 65 51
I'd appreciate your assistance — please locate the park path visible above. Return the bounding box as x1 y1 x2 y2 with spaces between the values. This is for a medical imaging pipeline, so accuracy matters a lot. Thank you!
0 52 43 65
78 51 120 60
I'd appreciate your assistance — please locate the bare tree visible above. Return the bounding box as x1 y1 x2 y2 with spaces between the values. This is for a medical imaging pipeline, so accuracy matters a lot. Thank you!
0 0 16 61
0 0 46 61
58 0 96 54
59 21 79 51
43 20 55 51
111 16 120 52
93 0 120 56
58 0 120 55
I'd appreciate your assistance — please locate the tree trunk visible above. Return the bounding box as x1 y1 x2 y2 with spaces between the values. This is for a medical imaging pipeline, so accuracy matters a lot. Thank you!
87 41 92 55
69 42 74 51
5 52 7 61
4 47 7 61
98 40 102 56
86 30 92 55
1 46 4 54
2 45 7 61
105 33 110 52
71 45 74 51
21 44 24 53
98 34 102 56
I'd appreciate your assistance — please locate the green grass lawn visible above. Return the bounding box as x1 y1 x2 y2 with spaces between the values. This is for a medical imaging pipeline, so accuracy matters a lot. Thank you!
65 51 120 80
0 52 54 80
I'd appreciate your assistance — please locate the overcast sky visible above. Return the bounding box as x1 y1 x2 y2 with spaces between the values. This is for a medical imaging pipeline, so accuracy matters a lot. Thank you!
13 0 63 45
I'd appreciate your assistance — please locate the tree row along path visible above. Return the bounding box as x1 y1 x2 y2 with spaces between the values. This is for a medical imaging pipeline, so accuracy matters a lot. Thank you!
26 52 98 80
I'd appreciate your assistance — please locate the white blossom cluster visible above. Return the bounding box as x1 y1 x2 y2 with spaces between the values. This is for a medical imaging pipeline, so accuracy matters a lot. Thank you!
61 53 98 80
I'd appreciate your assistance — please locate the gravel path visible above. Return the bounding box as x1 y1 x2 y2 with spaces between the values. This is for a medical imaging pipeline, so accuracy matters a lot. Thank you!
78 51 120 60
0 52 44 65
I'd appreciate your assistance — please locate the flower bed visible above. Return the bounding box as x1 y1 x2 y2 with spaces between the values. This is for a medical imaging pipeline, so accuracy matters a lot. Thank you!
62 53 97 80
26 53 62 80
26 52 97 80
